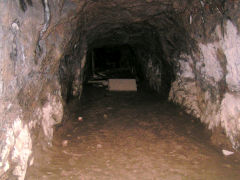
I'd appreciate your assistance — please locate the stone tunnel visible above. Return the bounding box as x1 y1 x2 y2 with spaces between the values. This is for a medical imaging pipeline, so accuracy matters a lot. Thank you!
1 0 240 179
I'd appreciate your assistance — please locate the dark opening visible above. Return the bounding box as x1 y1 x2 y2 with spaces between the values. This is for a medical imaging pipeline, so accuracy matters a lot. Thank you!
86 44 137 81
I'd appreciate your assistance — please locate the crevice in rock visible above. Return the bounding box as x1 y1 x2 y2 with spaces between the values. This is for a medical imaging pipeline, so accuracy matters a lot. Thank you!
19 0 33 12
35 0 51 64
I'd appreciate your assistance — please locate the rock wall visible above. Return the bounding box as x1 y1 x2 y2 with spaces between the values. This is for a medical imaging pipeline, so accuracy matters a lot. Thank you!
135 47 164 92
0 1 81 179
169 19 240 149
59 36 87 102
134 44 175 95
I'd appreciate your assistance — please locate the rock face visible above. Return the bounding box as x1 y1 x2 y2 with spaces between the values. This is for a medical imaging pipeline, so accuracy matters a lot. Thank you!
0 1 78 179
0 0 239 179
169 20 240 149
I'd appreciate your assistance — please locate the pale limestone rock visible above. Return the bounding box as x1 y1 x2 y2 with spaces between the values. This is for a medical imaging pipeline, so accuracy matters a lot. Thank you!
198 43 223 84
41 93 63 142
220 93 240 149
222 21 240 92
0 117 32 180
169 20 240 149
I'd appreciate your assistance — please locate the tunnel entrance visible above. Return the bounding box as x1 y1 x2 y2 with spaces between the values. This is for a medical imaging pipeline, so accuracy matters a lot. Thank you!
59 21 182 103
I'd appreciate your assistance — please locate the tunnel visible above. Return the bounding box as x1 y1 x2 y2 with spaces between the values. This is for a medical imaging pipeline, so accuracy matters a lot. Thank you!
60 21 179 102
1 0 240 179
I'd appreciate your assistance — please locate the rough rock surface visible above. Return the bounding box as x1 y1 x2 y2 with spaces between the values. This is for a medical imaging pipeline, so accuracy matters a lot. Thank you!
0 1 78 179
0 0 239 179
169 20 240 150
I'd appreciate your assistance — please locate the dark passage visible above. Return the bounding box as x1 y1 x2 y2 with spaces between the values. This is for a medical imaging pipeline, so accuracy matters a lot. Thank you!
86 44 136 80
59 22 179 103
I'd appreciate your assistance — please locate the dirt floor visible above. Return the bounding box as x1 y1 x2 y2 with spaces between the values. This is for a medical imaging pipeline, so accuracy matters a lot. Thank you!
26 85 240 180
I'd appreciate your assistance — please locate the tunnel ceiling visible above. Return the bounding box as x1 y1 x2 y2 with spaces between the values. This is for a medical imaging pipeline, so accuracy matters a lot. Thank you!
77 0 192 54
64 0 231 62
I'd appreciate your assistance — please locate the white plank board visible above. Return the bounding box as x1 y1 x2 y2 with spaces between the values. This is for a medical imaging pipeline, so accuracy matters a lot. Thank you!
108 79 137 91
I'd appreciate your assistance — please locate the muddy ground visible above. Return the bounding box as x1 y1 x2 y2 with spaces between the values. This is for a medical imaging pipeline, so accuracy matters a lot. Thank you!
26 85 240 180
